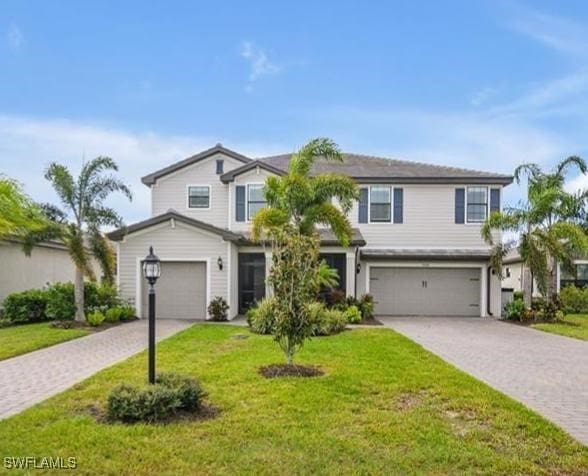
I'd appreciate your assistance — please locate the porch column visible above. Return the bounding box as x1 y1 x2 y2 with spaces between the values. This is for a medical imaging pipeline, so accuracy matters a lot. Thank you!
480 265 487 318
346 251 356 297
264 251 272 297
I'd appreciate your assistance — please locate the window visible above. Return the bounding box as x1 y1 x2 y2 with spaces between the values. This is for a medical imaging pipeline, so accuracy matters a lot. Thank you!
247 184 266 220
187 186 210 209
467 187 488 223
216 159 224 174
370 186 391 222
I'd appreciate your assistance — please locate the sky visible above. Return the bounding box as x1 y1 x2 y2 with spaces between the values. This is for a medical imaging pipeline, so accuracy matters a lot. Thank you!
2 0 588 223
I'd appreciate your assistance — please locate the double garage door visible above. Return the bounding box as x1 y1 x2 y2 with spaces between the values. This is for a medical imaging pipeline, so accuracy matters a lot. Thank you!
141 261 206 319
370 267 481 317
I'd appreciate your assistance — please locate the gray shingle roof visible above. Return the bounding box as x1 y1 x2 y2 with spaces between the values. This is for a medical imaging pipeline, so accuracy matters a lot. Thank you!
361 248 492 260
240 228 366 247
256 153 513 184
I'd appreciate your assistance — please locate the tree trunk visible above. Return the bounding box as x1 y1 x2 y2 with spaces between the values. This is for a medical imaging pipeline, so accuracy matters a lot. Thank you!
546 257 558 303
74 267 85 322
522 265 532 308
285 338 294 365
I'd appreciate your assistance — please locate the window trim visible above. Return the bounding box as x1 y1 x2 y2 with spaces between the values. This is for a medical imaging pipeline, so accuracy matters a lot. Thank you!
465 186 489 224
186 184 211 210
246 183 267 222
368 185 393 224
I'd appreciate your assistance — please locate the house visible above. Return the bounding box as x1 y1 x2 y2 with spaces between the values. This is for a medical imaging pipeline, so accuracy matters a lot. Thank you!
0 239 100 303
107 144 513 320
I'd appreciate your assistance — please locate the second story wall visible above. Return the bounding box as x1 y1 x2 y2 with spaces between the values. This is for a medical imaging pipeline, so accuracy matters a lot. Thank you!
151 152 243 229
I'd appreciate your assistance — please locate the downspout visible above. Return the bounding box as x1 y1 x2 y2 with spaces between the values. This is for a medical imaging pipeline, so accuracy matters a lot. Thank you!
354 247 359 298
487 266 493 317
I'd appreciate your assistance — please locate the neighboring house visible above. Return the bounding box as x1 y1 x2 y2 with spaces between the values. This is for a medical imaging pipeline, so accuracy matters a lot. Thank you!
107 144 513 320
0 240 100 303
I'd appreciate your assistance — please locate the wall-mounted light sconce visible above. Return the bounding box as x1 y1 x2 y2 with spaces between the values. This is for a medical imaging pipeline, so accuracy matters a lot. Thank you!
217 256 223 271
356 263 361 274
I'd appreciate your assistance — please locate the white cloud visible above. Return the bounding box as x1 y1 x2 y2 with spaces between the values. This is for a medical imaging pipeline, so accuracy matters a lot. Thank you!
470 87 498 107
7 24 23 50
0 115 284 224
239 41 280 88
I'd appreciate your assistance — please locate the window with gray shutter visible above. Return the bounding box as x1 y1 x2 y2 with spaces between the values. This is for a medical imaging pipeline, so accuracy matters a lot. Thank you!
393 188 403 223
358 188 368 223
236 186 246 222
455 188 465 224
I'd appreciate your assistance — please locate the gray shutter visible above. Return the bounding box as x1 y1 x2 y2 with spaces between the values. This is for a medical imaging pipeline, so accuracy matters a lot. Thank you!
236 186 246 222
358 188 368 223
393 188 403 223
455 188 465 224
490 188 500 214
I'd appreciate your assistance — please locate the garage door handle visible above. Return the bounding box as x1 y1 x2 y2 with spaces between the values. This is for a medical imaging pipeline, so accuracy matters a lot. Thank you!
422 280 428 288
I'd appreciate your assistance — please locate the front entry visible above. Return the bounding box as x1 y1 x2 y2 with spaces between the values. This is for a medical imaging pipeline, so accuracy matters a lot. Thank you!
238 253 266 314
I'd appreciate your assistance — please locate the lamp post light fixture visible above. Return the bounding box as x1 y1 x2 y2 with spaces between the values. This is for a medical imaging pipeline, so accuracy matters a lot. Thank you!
142 246 161 384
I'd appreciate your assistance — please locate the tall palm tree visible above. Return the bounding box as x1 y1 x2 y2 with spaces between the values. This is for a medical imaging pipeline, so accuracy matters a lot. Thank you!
483 156 588 305
251 138 359 246
27 157 132 321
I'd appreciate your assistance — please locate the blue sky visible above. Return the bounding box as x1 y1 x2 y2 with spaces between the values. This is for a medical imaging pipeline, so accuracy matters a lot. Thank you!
2 0 588 222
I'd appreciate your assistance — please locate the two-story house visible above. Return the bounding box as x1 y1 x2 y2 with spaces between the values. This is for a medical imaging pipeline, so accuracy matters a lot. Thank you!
107 144 513 320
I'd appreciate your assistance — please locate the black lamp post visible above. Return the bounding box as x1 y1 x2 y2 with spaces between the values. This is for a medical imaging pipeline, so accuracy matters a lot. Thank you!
142 246 161 384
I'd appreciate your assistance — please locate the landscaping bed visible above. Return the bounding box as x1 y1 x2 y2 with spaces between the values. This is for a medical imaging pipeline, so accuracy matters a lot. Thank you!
0 325 586 474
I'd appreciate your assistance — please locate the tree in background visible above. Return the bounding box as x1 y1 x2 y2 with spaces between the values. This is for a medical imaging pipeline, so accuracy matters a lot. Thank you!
0 176 47 239
27 157 132 321
483 156 588 306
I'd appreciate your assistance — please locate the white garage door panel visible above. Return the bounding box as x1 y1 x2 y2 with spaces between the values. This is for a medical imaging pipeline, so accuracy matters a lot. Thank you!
142 261 206 319
371 267 480 317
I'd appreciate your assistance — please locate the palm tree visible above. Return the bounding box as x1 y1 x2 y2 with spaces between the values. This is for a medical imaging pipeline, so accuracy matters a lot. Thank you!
0 176 47 239
483 156 588 306
28 157 132 321
251 138 359 245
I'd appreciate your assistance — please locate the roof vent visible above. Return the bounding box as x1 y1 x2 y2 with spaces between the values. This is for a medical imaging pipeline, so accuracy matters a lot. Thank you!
216 142 223 147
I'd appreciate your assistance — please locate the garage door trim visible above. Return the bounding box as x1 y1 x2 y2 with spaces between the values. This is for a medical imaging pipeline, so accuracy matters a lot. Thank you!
136 257 211 319
365 262 486 317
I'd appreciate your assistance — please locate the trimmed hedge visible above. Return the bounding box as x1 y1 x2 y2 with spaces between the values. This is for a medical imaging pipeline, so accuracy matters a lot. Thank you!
560 285 588 314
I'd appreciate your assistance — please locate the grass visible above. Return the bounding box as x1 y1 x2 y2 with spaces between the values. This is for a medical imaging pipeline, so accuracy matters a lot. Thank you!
0 322 90 361
532 313 588 341
0 325 586 475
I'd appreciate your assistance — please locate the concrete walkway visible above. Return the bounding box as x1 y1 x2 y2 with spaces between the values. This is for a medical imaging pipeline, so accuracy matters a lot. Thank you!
380 317 588 446
0 319 193 420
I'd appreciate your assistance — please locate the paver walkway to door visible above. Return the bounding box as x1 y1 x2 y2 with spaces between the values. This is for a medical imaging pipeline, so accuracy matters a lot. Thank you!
380 317 588 446
0 319 192 420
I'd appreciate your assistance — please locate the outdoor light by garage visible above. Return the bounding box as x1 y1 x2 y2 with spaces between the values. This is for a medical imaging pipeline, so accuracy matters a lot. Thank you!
217 256 223 270
142 246 161 384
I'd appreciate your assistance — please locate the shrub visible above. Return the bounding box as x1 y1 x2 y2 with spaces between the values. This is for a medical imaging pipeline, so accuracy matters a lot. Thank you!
2 289 49 323
0 319 12 328
543 294 564 321
345 295 360 309
358 294 375 320
504 299 525 321
118 304 136 321
247 298 276 335
104 307 123 323
207 296 229 321
560 285 588 314
87 310 105 327
85 282 120 311
531 297 546 312
313 308 347 336
325 289 346 309
513 291 524 301
344 305 362 324
106 373 205 423
46 282 76 320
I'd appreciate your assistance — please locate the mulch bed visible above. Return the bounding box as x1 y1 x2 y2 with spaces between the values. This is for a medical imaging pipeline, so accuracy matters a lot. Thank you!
259 364 324 378
50 318 138 332
500 318 572 327
355 318 383 326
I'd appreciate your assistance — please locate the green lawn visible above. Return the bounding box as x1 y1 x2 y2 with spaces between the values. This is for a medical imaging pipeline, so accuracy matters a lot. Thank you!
0 322 90 361
0 325 586 475
532 314 588 341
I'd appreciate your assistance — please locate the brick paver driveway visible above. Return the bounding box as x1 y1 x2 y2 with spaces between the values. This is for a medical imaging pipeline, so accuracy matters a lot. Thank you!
380 317 588 446
0 319 192 420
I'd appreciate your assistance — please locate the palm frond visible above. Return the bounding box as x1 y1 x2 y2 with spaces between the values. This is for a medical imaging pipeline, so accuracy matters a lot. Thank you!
89 230 115 283
301 202 353 247
251 207 289 242
44 163 77 218
513 163 542 184
309 174 359 213
555 155 587 177
289 138 343 177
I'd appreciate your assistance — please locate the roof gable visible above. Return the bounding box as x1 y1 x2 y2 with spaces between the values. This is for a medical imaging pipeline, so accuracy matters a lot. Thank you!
141 144 251 186
220 160 285 183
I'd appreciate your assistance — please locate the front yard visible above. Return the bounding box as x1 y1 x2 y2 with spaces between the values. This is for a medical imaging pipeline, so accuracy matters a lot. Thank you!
532 314 588 341
0 324 586 475
0 322 90 361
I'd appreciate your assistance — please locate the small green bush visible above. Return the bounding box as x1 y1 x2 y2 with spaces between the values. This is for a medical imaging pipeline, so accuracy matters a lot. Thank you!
85 282 120 310
46 282 76 320
118 305 136 321
0 319 12 328
307 302 347 336
207 296 229 321
513 291 524 301
247 298 276 334
560 285 588 314
504 299 525 321
344 305 362 324
104 307 123 323
2 289 49 323
358 294 375 320
106 373 205 423
87 310 105 327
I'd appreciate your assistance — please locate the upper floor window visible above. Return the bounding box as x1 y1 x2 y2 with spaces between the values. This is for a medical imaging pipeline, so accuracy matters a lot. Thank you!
467 187 487 223
188 185 210 209
247 184 266 220
370 186 391 223
216 159 224 175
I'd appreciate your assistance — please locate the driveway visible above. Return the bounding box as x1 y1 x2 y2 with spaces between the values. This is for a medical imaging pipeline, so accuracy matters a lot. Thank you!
0 319 193 420
380 317 588 446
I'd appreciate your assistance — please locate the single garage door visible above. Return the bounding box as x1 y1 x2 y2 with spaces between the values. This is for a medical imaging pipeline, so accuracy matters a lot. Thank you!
142 261 206 319
370 267 481 316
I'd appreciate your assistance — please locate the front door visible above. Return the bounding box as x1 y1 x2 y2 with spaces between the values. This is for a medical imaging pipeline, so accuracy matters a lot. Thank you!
238 253 266 314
